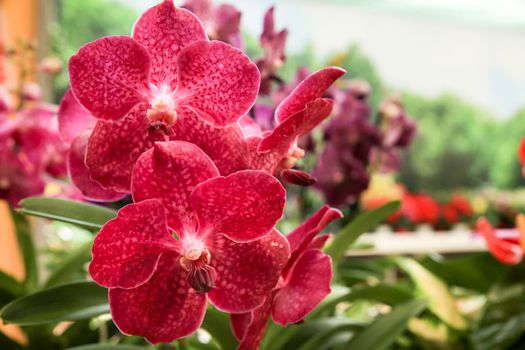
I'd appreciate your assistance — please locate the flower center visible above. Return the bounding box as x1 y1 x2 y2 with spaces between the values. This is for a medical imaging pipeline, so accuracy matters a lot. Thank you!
279 147 305 170
179 248 217 294
147 87 177 127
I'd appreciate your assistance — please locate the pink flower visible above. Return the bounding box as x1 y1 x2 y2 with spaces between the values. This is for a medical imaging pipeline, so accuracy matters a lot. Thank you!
89 141 289 343
182 0 242 47
244 67 345 183
0 105 68 206
38 57 63 74
257 7 288 95
58 90 126 201
21 81 42 102
231 205 343 350
68 0 259 192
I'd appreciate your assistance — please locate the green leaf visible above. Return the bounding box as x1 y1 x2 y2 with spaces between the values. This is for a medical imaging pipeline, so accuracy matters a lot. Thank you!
398 258 468 330
12 210 38 291
201 306 238 350
345 299 428 350
325 201 401 262
45 241 92 288
0 281 109 325
66 346 149 350
0 270 24 306
471 264 525 350
263 318 365 350
18 197 116 230
308 283 414 319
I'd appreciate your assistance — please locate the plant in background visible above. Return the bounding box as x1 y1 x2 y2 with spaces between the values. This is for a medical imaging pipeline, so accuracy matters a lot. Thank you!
0 39 68 206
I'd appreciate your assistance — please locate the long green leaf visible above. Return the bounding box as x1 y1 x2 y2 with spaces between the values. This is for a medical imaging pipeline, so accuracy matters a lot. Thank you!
201 306 238 350
45 241 92 288
0 270 24 305
398 258 467 330
345 299 428 350
308 283 413 319
0 281 109 325
12 210 38 291
325 201 401 262
18 197 116 230
264 318 365 350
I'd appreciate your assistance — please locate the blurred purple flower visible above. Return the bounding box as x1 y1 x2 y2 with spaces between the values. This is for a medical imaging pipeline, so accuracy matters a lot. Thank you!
182 0 242 47
257 7 288 95
313 80 382 206
0 105 68 206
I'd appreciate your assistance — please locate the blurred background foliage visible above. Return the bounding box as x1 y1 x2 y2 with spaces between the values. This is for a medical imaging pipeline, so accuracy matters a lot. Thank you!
50 0 525 197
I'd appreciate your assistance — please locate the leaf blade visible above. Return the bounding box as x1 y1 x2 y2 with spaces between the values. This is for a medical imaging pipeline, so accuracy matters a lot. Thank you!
18 197 116 230
325 201 401 262
0 281 109 326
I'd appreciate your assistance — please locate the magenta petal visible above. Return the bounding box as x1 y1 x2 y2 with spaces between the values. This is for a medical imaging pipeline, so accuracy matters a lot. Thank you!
286 205 343 255
68 36 150 121
109 251 207 344
132 0 206 89
68 132 126 202
272 249 332 325
230 312 252 341
171 108 249 175
239 115 264 138
235 295 275 350
89 200 175 289
132 141 219 235
58 89 95 144
275 67 345 122
258 98 334 154
207 230 289 313
86 104 155 193
176 40 260 127
191 170 285 242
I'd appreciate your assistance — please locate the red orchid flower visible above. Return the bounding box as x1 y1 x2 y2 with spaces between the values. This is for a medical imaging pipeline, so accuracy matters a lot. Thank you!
243 67 346 185
89 141 289 343
68 0 260 193
476 216 525 265
58 90 126 201
230 205 343 350
182 0 242 47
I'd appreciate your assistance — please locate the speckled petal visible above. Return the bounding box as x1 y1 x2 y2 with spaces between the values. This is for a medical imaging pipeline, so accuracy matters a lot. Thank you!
132 141 219 236
272 249 332 325
58 89 95 144
207 230 289 313
234 294 275 350
275 67 345 122
89 199 175 289
132 0 207 89
109 251 207 344
476 218 523 265
68 132 126 202
171 108 249 175
68 36 150 121
86 104 156 193
258 98 334 154
191 170 285 242
286 205 342 256
176 40 260 127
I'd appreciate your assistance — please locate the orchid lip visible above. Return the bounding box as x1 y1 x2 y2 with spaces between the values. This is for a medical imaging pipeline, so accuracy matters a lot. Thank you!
180 247 217 294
